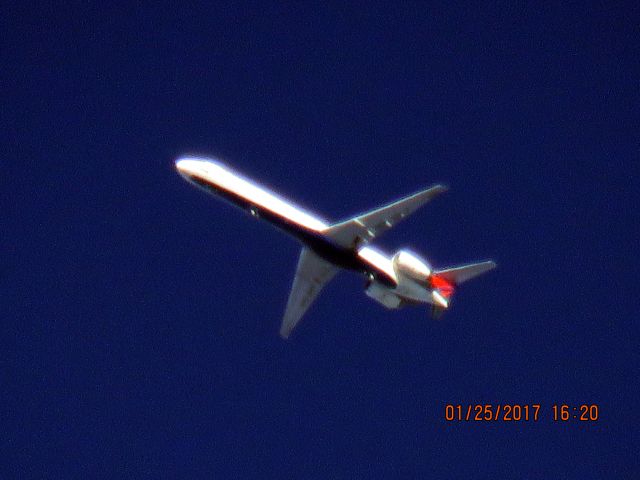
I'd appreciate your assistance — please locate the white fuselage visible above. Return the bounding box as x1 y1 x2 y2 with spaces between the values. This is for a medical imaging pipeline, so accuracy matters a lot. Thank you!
176 157 444 308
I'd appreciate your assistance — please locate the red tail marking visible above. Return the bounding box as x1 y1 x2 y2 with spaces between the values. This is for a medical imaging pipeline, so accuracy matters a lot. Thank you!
429 275 455 298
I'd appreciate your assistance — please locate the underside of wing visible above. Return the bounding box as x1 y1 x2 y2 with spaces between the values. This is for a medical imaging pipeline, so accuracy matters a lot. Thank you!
280 248 338 338
324 184 448 248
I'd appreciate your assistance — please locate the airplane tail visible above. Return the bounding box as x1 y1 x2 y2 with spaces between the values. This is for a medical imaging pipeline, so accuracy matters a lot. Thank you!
433 260 496 285
428 261 496 317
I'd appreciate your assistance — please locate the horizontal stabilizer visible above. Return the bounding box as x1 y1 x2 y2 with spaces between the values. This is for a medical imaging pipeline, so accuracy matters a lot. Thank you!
325 184 448 248
434 261 496 285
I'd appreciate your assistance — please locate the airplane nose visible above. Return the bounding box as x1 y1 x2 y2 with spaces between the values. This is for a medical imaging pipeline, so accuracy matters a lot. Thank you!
175 158 204 179
175 156 225 183
175 158 192 175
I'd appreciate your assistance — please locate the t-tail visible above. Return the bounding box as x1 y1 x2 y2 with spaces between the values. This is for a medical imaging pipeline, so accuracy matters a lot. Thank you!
428 260 496 317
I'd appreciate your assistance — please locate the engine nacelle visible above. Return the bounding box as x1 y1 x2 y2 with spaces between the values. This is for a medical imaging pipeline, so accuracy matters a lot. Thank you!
392 250 432 282
365 281 403 309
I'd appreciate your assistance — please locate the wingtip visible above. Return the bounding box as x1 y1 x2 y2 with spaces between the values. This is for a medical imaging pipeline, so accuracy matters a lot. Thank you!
279 327 291 339
430 184 449 195
416 184 448 200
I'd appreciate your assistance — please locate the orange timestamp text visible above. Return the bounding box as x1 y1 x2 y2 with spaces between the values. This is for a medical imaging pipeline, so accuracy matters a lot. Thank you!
445 404 540 421
444 404 600 422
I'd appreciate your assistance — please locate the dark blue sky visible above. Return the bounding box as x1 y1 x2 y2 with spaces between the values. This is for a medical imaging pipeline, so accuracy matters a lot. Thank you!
3 2 638 478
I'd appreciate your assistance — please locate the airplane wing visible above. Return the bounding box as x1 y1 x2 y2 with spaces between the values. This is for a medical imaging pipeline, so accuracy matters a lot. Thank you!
324 184 448 248
280 248 338 338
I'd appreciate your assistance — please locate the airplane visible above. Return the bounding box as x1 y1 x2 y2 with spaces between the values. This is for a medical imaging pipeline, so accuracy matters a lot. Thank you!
176 156 496 338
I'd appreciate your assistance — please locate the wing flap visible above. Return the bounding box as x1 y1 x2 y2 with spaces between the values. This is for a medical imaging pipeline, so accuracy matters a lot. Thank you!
324 184 447 248
280 248 338 338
